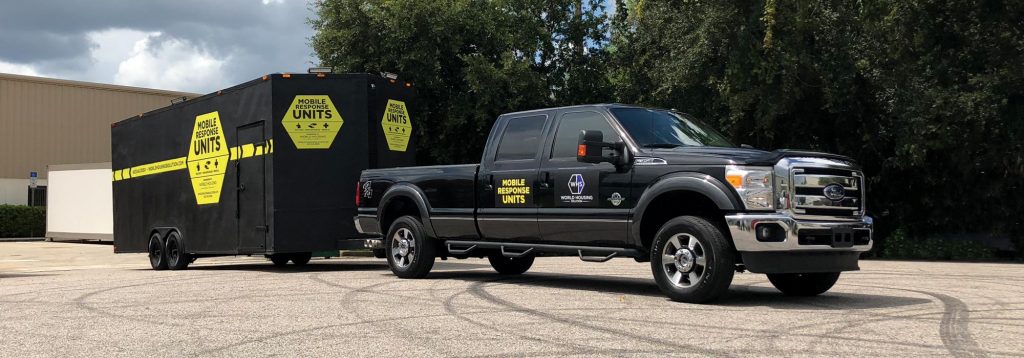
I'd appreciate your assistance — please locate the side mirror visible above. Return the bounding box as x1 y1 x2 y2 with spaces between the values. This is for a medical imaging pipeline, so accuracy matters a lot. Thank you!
577 130 606 164
577 130 629 168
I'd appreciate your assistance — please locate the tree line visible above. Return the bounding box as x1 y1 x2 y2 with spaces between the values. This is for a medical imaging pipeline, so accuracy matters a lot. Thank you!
311 0 1024 257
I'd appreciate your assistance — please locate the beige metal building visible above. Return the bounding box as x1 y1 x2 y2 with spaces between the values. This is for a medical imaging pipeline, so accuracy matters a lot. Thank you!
0 73 198 205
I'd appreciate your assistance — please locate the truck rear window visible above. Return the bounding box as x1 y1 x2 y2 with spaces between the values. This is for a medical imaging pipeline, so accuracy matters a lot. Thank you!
495 115 547 161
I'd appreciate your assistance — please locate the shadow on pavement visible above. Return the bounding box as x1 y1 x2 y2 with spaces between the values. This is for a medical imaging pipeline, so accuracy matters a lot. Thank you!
432 270 931 309
156 258 490 273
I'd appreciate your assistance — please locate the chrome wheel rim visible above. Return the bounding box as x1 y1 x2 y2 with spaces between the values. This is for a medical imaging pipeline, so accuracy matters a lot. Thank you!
391 228 415 269
661 233 707 288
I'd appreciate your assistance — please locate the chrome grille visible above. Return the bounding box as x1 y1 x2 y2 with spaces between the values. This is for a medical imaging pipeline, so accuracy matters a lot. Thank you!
791 167 863 218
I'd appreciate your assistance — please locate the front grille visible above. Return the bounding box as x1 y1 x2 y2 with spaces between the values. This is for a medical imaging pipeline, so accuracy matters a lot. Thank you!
791 167 863 219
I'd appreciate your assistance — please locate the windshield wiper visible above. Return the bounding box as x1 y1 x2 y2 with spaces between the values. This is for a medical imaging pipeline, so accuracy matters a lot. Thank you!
642 143 682 149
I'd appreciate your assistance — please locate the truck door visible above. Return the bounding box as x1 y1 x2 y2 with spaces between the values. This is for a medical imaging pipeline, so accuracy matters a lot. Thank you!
476 114 550 242
236 121 267 253
537 110 630 246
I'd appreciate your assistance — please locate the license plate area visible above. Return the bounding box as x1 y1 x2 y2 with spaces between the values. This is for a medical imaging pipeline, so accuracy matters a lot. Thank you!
832 227 854 248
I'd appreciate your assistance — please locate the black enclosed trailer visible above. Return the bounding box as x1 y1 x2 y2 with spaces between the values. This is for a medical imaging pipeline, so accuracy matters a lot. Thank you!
111 73 416 269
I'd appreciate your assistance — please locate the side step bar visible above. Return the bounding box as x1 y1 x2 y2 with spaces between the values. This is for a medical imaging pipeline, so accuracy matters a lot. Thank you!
445 240 642 262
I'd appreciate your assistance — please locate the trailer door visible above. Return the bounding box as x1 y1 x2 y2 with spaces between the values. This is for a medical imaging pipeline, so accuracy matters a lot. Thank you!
236 121 267 252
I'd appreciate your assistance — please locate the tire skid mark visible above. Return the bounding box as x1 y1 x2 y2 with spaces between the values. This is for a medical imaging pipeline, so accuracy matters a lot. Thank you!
441 276 601 352
847 283 988 358
468 278 734 357
71 274 229 330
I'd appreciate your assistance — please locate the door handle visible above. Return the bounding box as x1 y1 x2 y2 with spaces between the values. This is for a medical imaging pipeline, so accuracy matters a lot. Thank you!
238 184 246 192
538 172 551 189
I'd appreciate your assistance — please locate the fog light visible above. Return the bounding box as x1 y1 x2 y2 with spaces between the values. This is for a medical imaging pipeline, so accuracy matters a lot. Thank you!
755 223 786 242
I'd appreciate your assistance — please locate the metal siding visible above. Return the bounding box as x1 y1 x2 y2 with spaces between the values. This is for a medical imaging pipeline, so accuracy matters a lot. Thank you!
0 74 197 179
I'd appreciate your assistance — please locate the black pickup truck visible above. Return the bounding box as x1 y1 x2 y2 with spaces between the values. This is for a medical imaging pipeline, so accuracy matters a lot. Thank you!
355 104 873 302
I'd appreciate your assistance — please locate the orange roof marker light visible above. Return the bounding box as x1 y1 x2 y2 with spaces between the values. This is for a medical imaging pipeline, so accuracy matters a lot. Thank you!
405 82 412 88
281 73 292 78
261 75 269 81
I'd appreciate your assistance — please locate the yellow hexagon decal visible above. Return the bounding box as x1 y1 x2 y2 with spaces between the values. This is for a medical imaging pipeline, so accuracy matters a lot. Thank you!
381 99 412 152
282 95 343 149
187 111 230 205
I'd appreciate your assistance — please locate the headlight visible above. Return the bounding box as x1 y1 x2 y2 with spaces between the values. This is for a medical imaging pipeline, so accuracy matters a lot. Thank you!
726 166 774 210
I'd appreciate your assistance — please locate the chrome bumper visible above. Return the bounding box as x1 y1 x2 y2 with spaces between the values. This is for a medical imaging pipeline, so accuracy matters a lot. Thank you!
724 213 873 252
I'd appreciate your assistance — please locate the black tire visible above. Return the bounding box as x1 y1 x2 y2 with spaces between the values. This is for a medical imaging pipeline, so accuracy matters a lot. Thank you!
269 254 290 266
385 215 436 278
487 254 535 275
148 233 168 270
165 232 191 270
650 216 735 303
290 252 312 266
372 248 387 259
767 272 841 296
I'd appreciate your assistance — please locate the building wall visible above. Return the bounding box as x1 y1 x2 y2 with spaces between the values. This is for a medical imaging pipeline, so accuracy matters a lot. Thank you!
0 178 47 206
0 73 198 205
0 73 198 180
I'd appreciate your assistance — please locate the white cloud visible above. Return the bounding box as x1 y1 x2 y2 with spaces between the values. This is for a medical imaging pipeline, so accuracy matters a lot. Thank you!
113 33 229 93
0 60 41 77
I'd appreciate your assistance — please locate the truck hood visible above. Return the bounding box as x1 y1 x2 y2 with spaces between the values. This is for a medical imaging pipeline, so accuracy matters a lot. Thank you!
641 147 858 167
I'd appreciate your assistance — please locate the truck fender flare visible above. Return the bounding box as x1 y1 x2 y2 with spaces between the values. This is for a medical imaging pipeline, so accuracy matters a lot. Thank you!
630 172 739 243
378 184 438 238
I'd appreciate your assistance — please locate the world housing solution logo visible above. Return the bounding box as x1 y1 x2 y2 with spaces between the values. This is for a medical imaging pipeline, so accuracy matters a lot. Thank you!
568 173 585 195
560 173 594 205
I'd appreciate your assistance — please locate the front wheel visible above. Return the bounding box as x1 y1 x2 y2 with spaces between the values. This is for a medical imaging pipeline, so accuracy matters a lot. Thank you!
487 254 534 275
650 216 735 303
385 216 436 278
767 272 841 296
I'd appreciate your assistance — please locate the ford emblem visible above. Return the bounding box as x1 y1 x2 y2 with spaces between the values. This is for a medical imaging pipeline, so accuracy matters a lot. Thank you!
823 184 846 201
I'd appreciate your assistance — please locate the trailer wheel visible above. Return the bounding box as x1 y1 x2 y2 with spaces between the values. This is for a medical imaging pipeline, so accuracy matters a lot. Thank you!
385 215 436 278
148 233 168 270
165 232 191 270
269 254 290 266
650 216 734 303
767 272 841 296
290 252 312 266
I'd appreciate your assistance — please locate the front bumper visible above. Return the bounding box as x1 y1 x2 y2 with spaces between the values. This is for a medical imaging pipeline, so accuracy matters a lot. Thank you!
724 213 873 274
724 213 873 252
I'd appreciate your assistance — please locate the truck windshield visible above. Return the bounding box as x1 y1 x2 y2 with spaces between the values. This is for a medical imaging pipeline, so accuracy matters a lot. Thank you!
610 108 734 148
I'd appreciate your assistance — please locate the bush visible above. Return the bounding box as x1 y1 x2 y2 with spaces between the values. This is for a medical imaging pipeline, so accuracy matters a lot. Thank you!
0 205 46 238
880 229 995 261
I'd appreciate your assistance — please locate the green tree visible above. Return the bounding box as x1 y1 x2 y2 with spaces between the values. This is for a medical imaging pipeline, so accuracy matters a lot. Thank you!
611 0 1024 255
310 0 611 164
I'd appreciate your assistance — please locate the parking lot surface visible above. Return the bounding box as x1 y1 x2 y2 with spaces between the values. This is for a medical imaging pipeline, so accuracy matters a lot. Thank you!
1 241 1022 357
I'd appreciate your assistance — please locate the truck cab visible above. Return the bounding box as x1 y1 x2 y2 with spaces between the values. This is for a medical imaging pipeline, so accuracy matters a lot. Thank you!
356 104 872 303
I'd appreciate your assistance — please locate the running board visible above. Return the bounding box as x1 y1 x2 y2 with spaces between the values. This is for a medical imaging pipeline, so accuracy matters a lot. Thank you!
444 240 641 261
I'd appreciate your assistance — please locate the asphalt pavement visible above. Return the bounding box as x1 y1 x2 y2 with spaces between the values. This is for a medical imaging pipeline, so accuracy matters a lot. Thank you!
1 241 1021 357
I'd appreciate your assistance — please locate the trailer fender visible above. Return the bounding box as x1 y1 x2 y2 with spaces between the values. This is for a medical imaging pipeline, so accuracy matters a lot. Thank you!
378 184 438 238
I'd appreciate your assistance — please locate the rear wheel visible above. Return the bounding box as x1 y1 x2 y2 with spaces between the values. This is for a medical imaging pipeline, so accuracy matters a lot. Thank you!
269 254 290 266
385 215 436 278
148 233 168 270
650 216 735 303
767 272 841 296
165 232 190 270
487 254 534 275
290 252 312 266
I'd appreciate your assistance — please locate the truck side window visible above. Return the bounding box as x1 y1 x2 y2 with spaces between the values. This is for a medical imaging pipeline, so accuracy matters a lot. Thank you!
550 111 620 159
494 115 547 161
